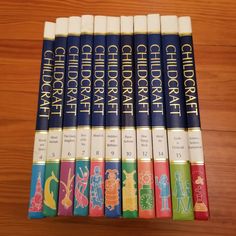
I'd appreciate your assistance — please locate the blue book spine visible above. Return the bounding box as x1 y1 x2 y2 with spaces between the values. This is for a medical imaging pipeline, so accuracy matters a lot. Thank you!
74 15 94 216
105 17 121 218
89 16 106 217
58 17 81 216
161 16 194 220
43 18 68 217
147 14 172 218
28 22 55 219
134 16 155 219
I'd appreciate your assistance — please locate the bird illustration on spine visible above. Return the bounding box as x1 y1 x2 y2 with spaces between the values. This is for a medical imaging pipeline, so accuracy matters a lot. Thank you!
155 175 170 211
105 169 120 211
90 166 103 208
75 166 89 208
60 168 74 209
123 170 137 211
44 171 59 209
29 172 43 212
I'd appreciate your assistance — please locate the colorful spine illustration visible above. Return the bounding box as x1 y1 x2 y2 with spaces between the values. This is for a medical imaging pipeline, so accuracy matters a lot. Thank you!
105 16 121 218
43 18 68 217
120 16 138 218
28 22 55 219
134 15 155 218
179 16 209 220
147 14 172 218
58 17 81 216
161 15 194 220
89 16 106 217
74 15 93 216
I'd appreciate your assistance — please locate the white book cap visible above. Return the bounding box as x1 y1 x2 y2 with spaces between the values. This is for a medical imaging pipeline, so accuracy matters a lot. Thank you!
107 16 120 34
121 16 133 34
161 15 178 34
94 16 106 34
134 15 147 33
81 15 94 34
68 16 81 35
179 16 192 34
44 22 55 40
55 17 68 36
147 14 160 33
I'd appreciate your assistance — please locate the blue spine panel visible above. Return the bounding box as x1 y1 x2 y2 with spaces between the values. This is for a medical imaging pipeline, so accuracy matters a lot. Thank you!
161 35 187 129
63 35 80 128
134 34 150 127
36 40 54 131
106 35 120 127
77 35 93 126
180 35 200 128
92 35 106 127
121 35 135 127
105 161 122 217
148 34 165 127
49 36 67 128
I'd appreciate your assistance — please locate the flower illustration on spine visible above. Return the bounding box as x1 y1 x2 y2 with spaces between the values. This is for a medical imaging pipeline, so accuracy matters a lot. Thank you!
105 169 120 211
29 172 43 212
90 166 103 208
140 171 154 210
60 168 74 209
75 166 89 208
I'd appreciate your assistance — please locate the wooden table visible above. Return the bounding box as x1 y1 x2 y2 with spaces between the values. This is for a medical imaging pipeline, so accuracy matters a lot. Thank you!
0 0 235 235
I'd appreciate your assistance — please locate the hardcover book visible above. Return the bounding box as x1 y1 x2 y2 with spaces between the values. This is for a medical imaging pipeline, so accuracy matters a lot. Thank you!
120 16 138 218
179 16 209 220
89 16 106 217
58 16 81 216
74 15 94 216
147 14 172 218
43 18 68 217
28 21 55 219
134 15 155 218
105 16 122 218
161 15 194 220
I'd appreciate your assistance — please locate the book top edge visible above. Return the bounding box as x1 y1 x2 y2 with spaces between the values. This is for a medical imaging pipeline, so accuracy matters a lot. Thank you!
81 15 94 33
55 17 68 36
134 15 147 33
121 16 133 33
147 14 160 33
107 16 120 33
179 16 192 34
161 15 178 34
94 16 106 34
44 22 55 39
69 16 81 35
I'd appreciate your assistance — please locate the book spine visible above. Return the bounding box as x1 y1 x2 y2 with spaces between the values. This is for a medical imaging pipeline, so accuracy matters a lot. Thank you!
134 15 155 218
120 16 138 218
161 16 194 220
147 14 172 218
28 22 55 219
105 17 121 218
179 16 209 220
43 18 68 217
89 16 106 217
74 15 93 216
58 17 81 216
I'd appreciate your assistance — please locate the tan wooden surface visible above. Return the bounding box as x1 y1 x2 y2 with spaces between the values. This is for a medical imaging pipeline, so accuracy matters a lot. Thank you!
0 0 236 235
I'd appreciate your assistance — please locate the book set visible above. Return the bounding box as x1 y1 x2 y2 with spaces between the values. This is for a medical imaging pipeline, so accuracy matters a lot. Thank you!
28 14 209 220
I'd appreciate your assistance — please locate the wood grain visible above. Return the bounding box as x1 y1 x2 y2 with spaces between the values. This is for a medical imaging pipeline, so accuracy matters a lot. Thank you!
0 0 236 235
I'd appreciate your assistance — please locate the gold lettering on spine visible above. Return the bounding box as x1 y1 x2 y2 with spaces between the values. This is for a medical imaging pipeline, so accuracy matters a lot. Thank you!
137 44 149 114
52 46 66 117
94 45 105 115
181 44 198 115
122 45 133 115
107 45 119 115
40 50 54 117
66 46 79 115
80 44 92 114
166 45 181 116
150 44 163 114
